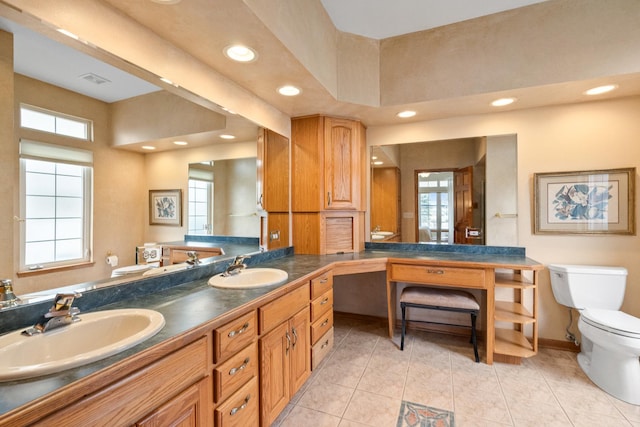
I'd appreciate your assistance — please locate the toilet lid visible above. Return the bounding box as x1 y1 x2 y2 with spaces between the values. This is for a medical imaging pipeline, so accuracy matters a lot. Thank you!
112 264 151 275
581 308 640 338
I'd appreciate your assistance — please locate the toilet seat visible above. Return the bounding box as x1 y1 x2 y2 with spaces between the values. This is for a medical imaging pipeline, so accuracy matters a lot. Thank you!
581 308 640 339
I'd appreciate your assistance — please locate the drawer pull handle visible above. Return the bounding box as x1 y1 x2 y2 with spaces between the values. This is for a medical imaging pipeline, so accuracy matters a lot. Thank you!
321 339 330 349
229 357 250 376
320 297 329 305
321 319 329 327
427 269 445 275
229 395 251 416
228 322 249 338
319 278 328 284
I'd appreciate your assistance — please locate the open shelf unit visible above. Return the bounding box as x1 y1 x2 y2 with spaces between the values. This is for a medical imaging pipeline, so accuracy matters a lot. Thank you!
493 270 538 363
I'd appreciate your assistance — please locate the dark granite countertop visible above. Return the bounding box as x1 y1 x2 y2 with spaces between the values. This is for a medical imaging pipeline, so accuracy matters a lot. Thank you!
0 243 540 418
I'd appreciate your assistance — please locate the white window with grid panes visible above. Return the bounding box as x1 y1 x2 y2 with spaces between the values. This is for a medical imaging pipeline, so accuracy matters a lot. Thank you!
19 140 93 271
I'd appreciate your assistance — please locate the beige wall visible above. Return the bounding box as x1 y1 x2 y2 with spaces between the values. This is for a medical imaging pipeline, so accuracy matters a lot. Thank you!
11 75 147 295
368 96 640 340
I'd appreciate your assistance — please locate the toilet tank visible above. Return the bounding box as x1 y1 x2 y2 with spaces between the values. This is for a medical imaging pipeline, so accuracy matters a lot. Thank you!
548 264 627 310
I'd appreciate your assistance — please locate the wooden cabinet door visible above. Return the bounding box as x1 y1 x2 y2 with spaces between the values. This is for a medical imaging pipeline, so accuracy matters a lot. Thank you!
289 307 311 395
136 378 208 427
454 166 474 244
259 321 290 426
323 117 363 210
257 128 289 212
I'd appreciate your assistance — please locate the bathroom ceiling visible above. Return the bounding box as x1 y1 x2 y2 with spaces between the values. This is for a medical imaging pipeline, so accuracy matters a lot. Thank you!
2 0 640 140
319 0 550 39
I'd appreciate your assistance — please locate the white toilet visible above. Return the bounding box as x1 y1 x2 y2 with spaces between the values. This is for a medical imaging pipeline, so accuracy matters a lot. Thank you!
549 264 640 405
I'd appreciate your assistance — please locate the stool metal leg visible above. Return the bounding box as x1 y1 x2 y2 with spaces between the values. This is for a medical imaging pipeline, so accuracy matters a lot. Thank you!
470 312 479 363
400 303 406 351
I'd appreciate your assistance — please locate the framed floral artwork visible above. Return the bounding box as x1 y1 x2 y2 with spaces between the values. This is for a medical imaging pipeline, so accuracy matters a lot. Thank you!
149 189 182 226
534 168 635 235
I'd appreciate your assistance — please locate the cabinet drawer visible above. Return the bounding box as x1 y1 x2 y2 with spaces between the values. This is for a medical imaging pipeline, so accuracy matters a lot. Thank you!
310 272 333 299
311 310 333 344
213 342 258 404
214 311 257 363
389 264 486 289
214 376 259 427
35 338 208 426
259 283 310 334
311 288 333 321
312 328 334 370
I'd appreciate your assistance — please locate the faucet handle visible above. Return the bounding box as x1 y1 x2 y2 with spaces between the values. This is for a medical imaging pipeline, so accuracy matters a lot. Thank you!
233 255 250 265
51 292 82 312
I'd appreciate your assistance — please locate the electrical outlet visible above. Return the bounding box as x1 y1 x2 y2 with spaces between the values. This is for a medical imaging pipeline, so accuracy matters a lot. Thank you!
269 230 280 241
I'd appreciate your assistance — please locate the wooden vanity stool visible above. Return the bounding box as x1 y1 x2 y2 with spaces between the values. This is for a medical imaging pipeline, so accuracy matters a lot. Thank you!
400 286 480 362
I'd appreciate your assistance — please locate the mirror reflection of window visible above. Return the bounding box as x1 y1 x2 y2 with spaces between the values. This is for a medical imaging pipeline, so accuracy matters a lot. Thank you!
416 171 453 243
188 162 214 235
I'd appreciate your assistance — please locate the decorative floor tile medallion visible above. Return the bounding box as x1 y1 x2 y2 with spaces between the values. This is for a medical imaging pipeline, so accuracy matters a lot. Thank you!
397 400 454 427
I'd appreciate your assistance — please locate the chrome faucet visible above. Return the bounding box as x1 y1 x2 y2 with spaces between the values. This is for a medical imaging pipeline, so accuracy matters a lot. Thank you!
22 292 82 336
186 251 200 266
223 255 249 276
0 279 19 307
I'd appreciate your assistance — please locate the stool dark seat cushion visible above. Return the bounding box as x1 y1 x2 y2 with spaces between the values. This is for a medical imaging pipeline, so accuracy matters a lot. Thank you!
400 286 480 362
400 287 480 311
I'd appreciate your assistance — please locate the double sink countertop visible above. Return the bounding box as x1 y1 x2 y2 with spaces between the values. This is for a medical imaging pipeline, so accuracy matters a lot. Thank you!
0 240 540 417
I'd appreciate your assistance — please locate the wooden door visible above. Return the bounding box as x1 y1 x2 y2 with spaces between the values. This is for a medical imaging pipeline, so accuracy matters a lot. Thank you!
454 166 474 244
323 117 362 210
260 322 290 426
289 307 311 395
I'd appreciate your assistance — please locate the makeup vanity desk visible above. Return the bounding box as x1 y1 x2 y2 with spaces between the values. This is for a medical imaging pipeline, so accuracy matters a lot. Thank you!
371 254 543 365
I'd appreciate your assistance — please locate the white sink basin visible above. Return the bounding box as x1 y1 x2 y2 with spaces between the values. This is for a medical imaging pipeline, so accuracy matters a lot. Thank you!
208 268 288 289
0 308 165 382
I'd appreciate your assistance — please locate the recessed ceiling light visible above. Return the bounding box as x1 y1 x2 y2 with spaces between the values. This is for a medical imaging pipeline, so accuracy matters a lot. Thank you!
141 146 156 150
584 84 618 96
56 28 79 40
491 97 517 107
373 161 384 165
160 77 178 87
224 45 257 63
397 110 416 118
371 156 378 160
277 85 301 96
173 141 188 146
220 134 236 140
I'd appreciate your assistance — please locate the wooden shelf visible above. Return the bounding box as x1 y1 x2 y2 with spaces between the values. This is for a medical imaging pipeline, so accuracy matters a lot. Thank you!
494 328 536 358
495 272 533 288
494 301 535 324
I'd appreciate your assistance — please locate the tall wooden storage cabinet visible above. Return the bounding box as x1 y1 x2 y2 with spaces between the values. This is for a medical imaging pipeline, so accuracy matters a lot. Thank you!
291 115 366 254
257 128 289 250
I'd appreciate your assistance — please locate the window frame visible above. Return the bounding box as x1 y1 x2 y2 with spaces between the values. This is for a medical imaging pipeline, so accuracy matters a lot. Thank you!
18 140 94 274
20 103 94 141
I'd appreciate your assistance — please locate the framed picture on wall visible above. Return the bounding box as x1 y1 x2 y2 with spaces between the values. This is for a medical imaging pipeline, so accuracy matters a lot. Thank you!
534 167 635 235
149 189 182 226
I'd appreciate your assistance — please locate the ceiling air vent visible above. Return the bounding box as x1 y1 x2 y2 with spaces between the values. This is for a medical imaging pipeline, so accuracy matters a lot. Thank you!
79 73 111 85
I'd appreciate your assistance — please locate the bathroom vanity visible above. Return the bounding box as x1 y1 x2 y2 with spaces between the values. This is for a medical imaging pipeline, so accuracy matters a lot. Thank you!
0 246 541 426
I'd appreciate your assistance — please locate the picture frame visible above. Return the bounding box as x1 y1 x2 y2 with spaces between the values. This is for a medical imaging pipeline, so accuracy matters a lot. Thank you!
149 189 182 226
534 167 635 235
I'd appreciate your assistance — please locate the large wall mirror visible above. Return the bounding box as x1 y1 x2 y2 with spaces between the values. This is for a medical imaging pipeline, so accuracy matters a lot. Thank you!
0 13 274 295
187 158 258 237
370 134 518 247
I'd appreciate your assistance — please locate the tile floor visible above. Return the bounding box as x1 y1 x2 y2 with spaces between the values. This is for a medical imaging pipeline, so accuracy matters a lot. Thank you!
272 314 640 427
